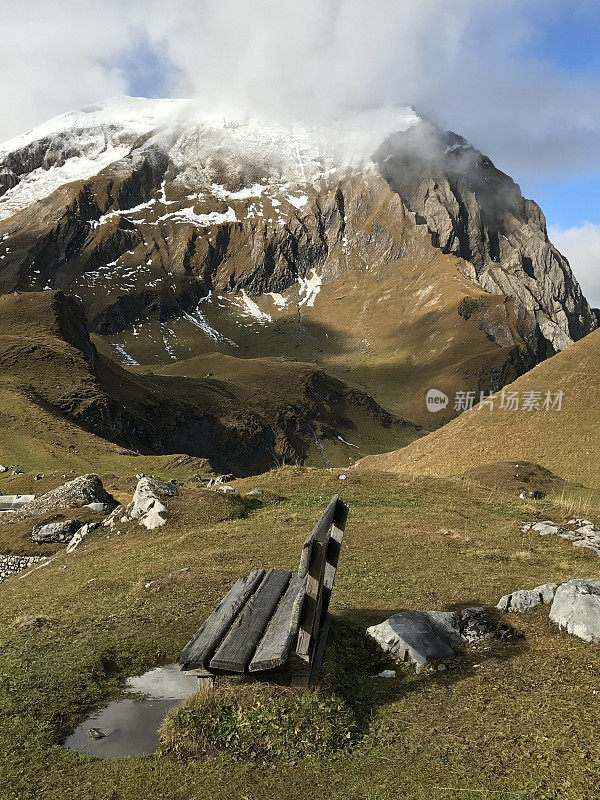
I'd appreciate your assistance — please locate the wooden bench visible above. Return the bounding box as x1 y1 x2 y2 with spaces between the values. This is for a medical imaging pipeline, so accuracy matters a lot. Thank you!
178 494 348 689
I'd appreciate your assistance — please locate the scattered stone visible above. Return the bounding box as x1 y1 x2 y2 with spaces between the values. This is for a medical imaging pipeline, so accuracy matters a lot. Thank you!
246 488 264 497
373 669 396 679
367 610 462 670
338 474 347 480
22 475 116 516
0 465 7 473
549 580 600 642
519 490 544 499
85 502 109 513
31 519 83 544
522 519 600 558
101 505 123 529
128 478 177 530
497 583 557 613
459 606 499 642
0 554 46 583
215 485 240 497
66 522 98 553
207 474 235 488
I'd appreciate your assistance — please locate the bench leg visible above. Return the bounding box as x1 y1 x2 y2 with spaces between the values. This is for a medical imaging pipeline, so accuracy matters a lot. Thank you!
185 667 216 691
291 671 310 687
197 675 215 692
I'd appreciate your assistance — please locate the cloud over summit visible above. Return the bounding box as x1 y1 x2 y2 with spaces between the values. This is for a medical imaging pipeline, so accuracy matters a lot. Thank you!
2 0 600 183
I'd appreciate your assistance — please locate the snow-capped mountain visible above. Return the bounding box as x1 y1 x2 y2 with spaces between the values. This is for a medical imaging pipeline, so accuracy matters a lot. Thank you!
0 96 595 434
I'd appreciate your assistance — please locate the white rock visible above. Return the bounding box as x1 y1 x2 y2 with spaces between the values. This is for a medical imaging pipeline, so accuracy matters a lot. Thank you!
85 502 109 512
550 580 600 642
496 583 557 613
373 669 396 679
129 478 177 530
216 485 240 497
66 523 95 553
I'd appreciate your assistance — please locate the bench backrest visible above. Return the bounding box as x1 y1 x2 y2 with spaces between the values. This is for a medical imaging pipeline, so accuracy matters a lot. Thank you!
295 494 348 660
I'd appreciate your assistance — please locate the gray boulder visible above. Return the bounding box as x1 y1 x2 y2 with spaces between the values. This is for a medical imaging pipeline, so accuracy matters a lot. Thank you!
549 580 600 642
367 610 461 669
23 475 116 516
31 519 83 544
497 583 557 613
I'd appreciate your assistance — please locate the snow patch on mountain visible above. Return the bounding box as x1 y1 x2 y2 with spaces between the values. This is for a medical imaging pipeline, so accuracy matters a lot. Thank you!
298 269 322 307
0 145 130 222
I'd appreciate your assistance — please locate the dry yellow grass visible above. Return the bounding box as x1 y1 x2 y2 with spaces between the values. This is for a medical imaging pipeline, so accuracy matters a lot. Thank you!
358 328 600 489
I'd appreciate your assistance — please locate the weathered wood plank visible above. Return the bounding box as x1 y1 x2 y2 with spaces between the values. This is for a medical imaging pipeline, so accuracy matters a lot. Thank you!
295 532 330 657
210 569 292 672
249 574 306 672
298 494 339 577
309 612 332 686
322 499 348 613
178 569 265 670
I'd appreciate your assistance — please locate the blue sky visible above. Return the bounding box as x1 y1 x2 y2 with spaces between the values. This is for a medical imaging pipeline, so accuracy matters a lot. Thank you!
519 3 600 228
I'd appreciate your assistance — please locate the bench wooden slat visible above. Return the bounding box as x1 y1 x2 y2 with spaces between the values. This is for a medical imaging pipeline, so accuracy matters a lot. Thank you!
298 494 339 577
295 531 330 658
309 611 331 686
322 499 348 613
249 574 306 672
210 569 292 673
178 569 266 670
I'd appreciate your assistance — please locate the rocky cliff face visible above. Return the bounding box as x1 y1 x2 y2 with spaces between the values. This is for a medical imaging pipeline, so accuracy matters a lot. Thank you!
0 97 595 432
376 120 595 359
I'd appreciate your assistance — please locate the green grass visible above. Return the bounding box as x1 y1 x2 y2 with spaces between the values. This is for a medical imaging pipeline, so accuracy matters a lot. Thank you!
1 466 600 798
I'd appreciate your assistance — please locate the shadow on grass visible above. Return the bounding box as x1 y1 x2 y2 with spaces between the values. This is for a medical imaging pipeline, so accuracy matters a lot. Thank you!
319 610 528 739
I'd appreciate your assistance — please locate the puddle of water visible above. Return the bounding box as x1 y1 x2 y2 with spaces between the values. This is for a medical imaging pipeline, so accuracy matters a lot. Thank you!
64 663 199 758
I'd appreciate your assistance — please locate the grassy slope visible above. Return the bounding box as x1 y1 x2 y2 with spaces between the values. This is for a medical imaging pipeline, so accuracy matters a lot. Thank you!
357 328 600 489
0 291 417 472
133 351 420 466
1 465 600 799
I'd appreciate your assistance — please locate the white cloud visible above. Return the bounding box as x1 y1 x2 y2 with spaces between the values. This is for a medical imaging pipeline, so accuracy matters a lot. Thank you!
549 222 600 308
1 1 600 182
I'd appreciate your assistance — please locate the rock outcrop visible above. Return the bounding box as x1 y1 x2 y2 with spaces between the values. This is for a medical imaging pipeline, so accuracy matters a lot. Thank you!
549 580 600 642
127 477 178 529
521 519 600 558
30 519 83 544
496 583 557 613
376 120 596 360
22 475 116 516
